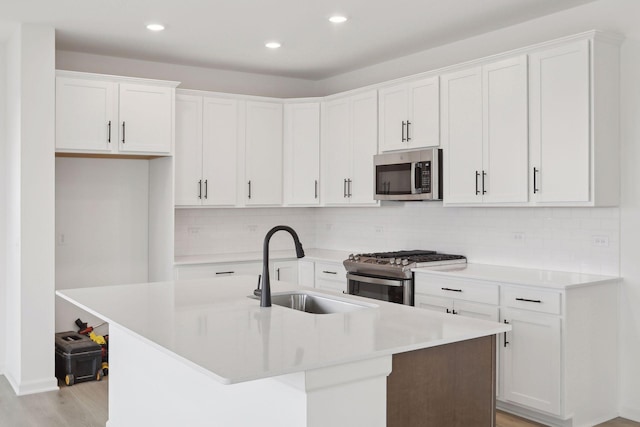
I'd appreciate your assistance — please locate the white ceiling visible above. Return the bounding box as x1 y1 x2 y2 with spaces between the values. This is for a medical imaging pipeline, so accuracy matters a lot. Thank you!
0 0 597 80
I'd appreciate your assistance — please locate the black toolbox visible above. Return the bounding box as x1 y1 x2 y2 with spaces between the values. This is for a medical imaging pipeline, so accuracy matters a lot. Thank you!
55 331 103 386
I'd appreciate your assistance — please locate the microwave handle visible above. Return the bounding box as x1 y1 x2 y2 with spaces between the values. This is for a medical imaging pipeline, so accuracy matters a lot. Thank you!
414 162 422 191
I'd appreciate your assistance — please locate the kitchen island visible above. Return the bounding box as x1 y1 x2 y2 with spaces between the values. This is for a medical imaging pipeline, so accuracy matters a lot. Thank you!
57 276 509 427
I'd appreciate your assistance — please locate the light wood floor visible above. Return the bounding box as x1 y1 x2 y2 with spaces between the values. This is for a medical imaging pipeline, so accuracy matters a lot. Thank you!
496 410 640 427
0 374 637 426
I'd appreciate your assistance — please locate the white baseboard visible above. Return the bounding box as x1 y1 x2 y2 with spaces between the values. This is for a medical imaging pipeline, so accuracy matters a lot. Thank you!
619 405 640 422
497 401 571 427
4 371 59 396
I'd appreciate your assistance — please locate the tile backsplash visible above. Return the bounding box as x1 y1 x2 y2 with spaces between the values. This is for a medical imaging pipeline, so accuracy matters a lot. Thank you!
175 203 620 275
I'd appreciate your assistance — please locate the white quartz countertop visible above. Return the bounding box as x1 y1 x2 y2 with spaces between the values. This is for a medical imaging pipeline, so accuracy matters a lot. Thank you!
174 248 349 265
57 276 509 385
413 263 620 289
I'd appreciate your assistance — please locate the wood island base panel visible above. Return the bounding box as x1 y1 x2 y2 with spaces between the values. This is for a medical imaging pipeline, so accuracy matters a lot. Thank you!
387 335 496 427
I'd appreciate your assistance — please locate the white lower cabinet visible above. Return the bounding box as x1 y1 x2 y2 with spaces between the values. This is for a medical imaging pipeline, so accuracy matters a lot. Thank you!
416 270 618 426
272 260 298 285
500 307 561 415
414 294 498 321
298 260 315 287
314 261 347 293
174 262 262 280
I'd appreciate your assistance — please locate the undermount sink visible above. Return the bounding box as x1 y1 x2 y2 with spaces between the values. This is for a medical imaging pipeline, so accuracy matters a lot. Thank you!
250 291 375 314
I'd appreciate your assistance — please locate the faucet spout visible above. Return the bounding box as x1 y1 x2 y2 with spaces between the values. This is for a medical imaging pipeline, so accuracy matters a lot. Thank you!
261 225 305 308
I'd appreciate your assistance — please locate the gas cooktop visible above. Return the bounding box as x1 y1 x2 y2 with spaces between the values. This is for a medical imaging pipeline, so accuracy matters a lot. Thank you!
343 250 466 279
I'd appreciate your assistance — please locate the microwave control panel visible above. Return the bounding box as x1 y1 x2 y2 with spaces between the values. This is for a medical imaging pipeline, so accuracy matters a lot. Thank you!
416 161 431 193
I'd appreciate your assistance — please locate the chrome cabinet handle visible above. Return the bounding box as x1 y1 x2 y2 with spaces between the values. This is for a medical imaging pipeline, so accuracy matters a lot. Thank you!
198 180 202 199
204 180 208 199
533 167 539 194
475 171 480 195
343 179 348 198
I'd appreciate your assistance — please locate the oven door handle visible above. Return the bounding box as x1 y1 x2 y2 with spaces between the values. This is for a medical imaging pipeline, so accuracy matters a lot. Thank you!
346 273 406 287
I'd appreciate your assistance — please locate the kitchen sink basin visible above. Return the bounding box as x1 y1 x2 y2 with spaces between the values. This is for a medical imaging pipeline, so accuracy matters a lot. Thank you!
251 291 375 314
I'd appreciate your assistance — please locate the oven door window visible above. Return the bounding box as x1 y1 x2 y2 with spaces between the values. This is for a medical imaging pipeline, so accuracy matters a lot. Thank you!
348 275 408 305
376 163 411 195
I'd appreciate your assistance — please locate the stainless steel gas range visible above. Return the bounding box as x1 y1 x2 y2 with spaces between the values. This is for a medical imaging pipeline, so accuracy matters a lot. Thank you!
343 250 466 306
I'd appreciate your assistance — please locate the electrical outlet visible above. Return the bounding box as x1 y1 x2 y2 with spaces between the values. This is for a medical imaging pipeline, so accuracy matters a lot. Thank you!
591 235 610 247
374 226 384 233
512 232 525 242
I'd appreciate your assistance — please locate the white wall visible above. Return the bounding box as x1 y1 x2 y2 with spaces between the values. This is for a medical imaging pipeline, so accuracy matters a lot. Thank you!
55 157 150 332
55 50 322 99
0 41 6 374
175 208 317 257
3 24 58 395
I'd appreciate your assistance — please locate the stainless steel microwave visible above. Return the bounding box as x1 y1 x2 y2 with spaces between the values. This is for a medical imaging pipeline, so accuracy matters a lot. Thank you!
374 148 442 201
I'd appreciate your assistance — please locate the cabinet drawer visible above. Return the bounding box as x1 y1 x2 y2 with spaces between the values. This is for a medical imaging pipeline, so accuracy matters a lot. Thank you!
175 262 262 280
315 262 347 282
414 275 499 305
501 287 561 315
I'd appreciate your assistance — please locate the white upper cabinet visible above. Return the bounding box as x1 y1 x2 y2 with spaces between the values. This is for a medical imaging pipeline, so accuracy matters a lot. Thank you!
379 76 439 152
202 97 239 206
442 56 528 205
175 94 239 206
118 83 174 154
283 102 320 206
244 101 283 206
56 77 117 152
55 71 178 156
175 94 204 205
321 90 378 206
441 67 484 204
530 41 589 203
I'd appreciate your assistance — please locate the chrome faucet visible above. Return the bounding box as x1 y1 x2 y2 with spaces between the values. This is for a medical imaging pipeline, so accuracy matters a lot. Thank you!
255 225 305 307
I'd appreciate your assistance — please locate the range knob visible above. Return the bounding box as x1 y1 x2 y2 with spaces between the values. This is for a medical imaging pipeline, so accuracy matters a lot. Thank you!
348 254 355 260
354 255 360 261
389 258 396 265
401 259 409 266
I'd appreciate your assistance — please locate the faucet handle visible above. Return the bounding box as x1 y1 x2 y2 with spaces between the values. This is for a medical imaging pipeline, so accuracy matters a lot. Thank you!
253 274 262 297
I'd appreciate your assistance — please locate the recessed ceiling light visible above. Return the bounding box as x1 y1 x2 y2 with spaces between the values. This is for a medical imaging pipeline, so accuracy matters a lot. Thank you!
265 42 281 49
146 24 165 32
329 15 348 24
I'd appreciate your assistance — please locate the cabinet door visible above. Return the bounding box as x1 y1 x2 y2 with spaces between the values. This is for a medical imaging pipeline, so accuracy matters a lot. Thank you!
245 101 283 205
530 40 590 203
202 97 239 206
272 261 299 285
284 103 320 205
408 76 440 149
55 77 117 152
349 90 378 205
501 308 562 415
378 84 409 152
175 94 204 205
414 294 452 314
118 83 173 154
442 67 483 204
298 260 315 287
321 98 352 205
482 56 529 203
